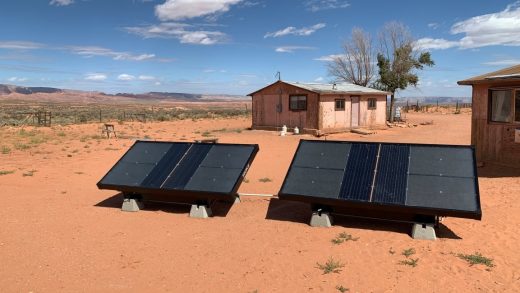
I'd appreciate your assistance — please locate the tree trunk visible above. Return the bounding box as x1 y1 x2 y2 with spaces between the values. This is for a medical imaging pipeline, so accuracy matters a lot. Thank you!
389 93 395 122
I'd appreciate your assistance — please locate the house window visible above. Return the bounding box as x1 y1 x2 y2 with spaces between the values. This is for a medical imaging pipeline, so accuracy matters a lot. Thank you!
289 95 307 111
516 91 520 122
490 90 513 123
335 99 345 111
368 98 377 109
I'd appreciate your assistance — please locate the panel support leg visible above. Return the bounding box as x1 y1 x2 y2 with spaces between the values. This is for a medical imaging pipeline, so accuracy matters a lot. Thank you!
411 223 437 240
121 198 144 212
310 207 333 227
233 195 241 204
190 204 213 218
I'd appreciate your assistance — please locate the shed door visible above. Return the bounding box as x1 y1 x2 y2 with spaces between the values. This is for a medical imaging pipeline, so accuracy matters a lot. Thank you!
351 96 359 128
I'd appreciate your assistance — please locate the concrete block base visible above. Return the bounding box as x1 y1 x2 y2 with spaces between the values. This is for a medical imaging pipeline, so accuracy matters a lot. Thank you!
411 223 437 240
189 204 213 218
310 211 333 227
121 198 144 212
233 196 241 204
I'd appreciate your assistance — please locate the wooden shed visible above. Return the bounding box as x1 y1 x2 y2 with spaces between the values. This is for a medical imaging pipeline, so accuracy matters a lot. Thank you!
248 80 389 135
458 64 520 167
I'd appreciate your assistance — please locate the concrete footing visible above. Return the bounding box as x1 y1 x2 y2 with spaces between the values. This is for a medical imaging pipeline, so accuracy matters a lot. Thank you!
233 196 241 204
121 198 144 212
411 223 437 240
189 204 213 218
310 211 333 227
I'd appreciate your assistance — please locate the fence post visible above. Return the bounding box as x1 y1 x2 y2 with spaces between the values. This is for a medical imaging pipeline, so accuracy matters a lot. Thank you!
99 109 102 123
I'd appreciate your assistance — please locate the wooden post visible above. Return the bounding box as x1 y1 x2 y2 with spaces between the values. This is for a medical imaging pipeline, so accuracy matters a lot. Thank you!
99 109 102 123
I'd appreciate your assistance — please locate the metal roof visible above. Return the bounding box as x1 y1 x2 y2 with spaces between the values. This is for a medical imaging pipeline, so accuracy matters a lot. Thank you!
458 64 520 85
284 81 389 95
248 80 389 96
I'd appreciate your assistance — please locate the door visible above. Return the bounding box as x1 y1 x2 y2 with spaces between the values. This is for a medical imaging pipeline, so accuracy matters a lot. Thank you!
351 96 359 128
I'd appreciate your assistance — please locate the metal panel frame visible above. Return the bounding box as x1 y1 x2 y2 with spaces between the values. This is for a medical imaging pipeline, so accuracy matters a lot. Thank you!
278 140 482 220
97 140 259 202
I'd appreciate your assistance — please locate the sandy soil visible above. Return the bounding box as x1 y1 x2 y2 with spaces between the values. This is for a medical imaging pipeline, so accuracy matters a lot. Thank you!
1 111 519 292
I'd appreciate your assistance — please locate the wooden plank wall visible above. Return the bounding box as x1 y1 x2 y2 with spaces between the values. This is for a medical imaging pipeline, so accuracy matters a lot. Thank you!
472 83 520 167
251 82 319 130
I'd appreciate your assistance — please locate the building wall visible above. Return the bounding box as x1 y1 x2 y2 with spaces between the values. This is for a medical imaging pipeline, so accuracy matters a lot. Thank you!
251 82 319 131
472 82 520 167
319 95 387 131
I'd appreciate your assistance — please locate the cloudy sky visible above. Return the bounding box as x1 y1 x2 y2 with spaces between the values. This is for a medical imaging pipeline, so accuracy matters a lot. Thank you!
0 0 519 97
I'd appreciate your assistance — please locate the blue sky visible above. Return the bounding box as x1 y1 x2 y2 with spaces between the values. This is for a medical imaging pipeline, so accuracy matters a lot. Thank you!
0 0 519 97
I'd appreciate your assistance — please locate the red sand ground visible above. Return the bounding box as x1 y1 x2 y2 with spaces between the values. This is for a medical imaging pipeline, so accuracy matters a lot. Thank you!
1 112 519 292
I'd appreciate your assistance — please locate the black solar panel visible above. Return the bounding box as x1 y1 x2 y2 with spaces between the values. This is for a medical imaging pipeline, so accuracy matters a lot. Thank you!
97 141 258 201
279 140 481 220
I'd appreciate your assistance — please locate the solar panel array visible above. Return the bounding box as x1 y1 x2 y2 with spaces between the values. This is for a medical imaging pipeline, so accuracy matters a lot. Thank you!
98 141 258 197
279 140 481 220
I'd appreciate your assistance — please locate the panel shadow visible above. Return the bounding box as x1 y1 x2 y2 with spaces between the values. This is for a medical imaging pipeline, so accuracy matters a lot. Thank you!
265 198 311 224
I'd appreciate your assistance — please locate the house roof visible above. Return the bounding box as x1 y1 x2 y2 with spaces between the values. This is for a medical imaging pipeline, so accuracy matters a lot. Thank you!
458 64 520 85
248 80 390 96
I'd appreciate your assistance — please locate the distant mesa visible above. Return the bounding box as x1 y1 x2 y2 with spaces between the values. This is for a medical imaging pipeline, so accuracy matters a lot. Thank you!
0 84 62 95
0 84 249 103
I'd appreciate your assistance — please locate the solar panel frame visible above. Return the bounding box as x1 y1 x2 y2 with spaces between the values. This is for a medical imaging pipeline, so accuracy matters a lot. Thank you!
278 140 482 220
97 140 259 203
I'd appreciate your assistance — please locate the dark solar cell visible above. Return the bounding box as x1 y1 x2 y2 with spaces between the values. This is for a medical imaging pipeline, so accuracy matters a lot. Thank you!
120 142 172 164
281 167 345 198
185 167 243 193
406 175 478 211
162 144 212 190
372 144 410 205
338 143 378 201
409 146 474 177
199 145 256 169
99 162 156 186
141 143 191 188
292 141 350 170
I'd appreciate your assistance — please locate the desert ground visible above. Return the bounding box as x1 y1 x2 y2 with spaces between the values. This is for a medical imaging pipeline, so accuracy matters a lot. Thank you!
1 110 519 292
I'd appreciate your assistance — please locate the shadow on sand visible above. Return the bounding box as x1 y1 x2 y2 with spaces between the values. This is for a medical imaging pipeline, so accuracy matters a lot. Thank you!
265 198 462 240
477 163 520 178
94 193 234 217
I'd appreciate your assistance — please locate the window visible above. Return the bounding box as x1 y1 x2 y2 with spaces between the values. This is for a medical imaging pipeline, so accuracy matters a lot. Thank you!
335 99 345 111
516 91 520 123
289 95 307 111
490 90 513 122
368 98 377 109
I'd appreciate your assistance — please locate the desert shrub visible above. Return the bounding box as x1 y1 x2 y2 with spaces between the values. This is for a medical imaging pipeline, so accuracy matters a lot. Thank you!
316 257 345 274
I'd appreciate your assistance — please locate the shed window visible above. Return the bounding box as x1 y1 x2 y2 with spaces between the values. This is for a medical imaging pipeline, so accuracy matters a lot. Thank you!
335 99 345 111
490 90 513 123
368 98 377 109
289 95 307 111
516 91 520 122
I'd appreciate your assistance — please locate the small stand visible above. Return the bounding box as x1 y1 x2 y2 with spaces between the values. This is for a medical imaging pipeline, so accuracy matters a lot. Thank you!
310 206 333 227
189 203 213 218
233 195 241 204
411 223 437 240
121 198 144 212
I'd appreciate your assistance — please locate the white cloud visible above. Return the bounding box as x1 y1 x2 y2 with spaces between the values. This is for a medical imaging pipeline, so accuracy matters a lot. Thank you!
451 1 520 49
7 77 28 82
264 23 326 38
427 23 439 29
418 2 520 50
85 73 107 81
117 74 136 81
304 0 349 12
0 41 44 50
154 81 162 86
69 46 159 61
138 75 156 80
314 54 346 62
483 59 520 66
50 0 74 6
125 23 227 45
314 77 324 82
275 46 315 53
155 0 242 21
414 38 459 50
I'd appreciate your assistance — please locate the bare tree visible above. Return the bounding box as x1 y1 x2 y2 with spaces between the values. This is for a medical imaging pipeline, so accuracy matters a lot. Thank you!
375 22 434 122
327 28 374 86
